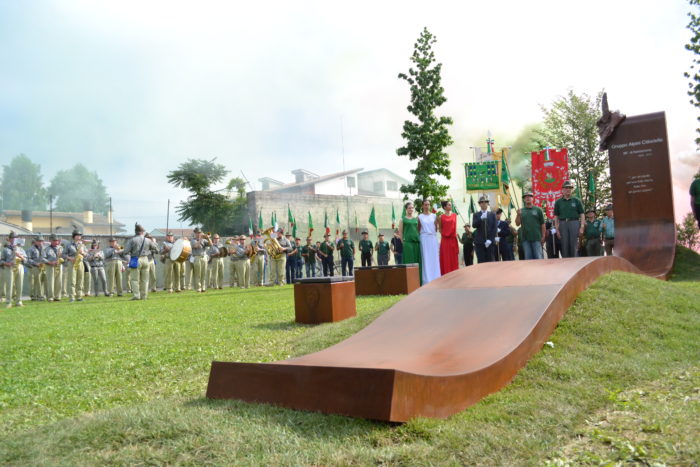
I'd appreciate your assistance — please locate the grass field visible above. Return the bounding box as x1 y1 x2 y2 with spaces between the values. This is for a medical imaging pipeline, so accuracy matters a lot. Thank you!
1 250 699 465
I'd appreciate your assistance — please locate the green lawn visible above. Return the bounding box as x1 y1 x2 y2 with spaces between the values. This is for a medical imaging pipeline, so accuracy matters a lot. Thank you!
1 250 699 466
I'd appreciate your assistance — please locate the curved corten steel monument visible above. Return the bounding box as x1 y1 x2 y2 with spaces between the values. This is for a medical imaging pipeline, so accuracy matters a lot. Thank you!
206 112 675 422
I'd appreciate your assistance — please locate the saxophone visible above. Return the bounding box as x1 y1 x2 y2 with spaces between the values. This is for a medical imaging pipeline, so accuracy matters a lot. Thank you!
74 247 84 271
262 227 285 260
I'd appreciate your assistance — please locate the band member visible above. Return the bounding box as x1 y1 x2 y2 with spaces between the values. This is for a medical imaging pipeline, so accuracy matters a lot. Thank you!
1 231 26 308
104 237 124 297
301 237 317 278
27 235 46 301
190 227 209 292
87 240 108 297
43 234 64 301
145 234 158 293
250 231 266 286
319 233 335 276
62 230 87 302
230 235 250 288
207 233 225 289
272 229 292 285
124 224 157 300
284 233 297 284
160 232 181 293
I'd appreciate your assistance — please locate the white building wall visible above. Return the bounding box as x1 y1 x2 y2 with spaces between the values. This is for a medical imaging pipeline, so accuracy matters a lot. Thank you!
314 177 357 196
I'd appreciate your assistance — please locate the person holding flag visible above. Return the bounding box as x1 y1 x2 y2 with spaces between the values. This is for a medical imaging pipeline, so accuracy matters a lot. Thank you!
438 200 459 274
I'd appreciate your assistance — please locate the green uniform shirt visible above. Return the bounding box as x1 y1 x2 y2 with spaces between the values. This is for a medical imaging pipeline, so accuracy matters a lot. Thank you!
376 240 390 255
319 241 334 256
301 245 316 263
690 178 700 205
338 239 355 258
359 239 373 254
584 219 602 239
460 232 473 249
292 245 303 260
553 196 584 220
519 206 545 242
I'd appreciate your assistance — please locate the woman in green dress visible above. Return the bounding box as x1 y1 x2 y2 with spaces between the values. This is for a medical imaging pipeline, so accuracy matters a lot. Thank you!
399 201 422 283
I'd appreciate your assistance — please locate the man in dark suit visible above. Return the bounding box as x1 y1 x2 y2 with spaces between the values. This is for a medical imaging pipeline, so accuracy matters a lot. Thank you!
472 195 498 263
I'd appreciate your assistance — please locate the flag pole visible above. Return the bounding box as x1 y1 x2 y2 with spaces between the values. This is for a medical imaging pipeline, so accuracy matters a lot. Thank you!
165 199 170 237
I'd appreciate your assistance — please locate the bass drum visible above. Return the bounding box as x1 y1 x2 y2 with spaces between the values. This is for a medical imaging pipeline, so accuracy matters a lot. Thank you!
170 238 192 263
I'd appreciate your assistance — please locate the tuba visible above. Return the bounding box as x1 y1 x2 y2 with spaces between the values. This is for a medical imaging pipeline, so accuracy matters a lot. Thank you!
262 227 285 260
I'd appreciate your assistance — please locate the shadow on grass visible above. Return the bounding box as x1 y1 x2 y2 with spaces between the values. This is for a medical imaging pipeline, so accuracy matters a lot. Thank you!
670 246 700 282
183 397 394 438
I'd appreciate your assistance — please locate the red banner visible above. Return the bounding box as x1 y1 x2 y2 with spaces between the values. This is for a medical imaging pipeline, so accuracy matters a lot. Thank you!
531 148 569 219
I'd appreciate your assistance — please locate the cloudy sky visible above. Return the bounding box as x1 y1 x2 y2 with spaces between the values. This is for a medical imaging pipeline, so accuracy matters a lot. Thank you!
0 0 698 230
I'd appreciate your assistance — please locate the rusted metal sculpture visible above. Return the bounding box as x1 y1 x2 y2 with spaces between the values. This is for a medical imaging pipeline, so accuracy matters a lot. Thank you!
597 92 626 151
206 111 675 422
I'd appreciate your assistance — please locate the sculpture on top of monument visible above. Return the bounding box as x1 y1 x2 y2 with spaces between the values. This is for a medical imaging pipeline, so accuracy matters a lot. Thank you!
597 92 626 151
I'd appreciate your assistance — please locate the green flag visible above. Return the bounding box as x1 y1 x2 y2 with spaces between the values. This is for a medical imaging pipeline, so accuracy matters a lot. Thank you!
288 205 295 226
469 195 477 218
308 211 314 235
324 210 330 235
354 210 358 233
258 209 263 231
508 199 515 219
369 206 377 230
248 217 253 235
335 208 340 235
588 171 596 206
401 203 406 219
451 198 459 215
391 204 396 229
270 211 275 229
501 152 510 189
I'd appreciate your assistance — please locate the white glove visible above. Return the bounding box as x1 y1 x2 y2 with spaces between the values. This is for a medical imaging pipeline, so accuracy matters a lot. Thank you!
497 227 501 233
550 228 557 235
484 240 492 249
495 237 500 244
481 212 487 220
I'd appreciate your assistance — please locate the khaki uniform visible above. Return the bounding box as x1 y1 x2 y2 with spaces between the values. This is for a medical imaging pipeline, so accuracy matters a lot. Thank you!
124 234 157 300
271 235 292 285
160 241 181 292
63 241 87 301
104 245 124 296
250 237 266 286
147 244 157 292
27 243 46 300
42 243 64 301
190 237 209 292
230 243 250 288
207 243 224 289
1 243 26 306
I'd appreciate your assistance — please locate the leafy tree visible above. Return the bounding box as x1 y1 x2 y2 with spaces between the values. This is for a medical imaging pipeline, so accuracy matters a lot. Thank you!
48 164 110 214
0 154 47 211
535 90 610 213
685 0 700 146
397 27 454 202
508 124 548 189
677 211 700 250
167 158 247 234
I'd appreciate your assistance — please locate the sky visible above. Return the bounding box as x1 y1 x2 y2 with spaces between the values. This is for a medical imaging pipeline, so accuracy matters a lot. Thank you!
0 0 698 230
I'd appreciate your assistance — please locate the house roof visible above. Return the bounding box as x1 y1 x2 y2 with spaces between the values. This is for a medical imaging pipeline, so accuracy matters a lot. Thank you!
357 168 411 185
268 168 363 192
0 220 34 236
2 210 125 228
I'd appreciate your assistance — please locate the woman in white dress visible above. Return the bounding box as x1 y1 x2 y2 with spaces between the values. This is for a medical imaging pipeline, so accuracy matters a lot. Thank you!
418 199 441 284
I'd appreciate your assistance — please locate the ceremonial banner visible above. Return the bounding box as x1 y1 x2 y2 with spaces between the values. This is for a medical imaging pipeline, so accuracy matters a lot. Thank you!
465 161 500 191
531 148 569 219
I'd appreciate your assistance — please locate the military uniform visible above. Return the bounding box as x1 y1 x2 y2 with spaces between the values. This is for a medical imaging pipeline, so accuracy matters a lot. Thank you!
272 232 292 285
584 217 603 257
124 230 157 300
319 238 335 276
250 235 266 286
338 236 355 276
207 240 225 289
375 238 390 266
230 238 250 288
190 232 209 292
358 237 372 267
160 236 181 292
104 241 124 296
1 233 26 307
459 229 474 266
553 184 585 258
301 241 316 278
63 234 88 302
146 238 158 292
87 246 108 296
42 236 64 301
27 239 46 301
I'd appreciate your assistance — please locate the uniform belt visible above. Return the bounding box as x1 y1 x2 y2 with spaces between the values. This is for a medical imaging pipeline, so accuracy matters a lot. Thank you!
560 218 579 222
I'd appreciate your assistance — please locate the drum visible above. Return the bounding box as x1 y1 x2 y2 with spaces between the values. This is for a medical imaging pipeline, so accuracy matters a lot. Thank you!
219 245 229 257
170 238 192 263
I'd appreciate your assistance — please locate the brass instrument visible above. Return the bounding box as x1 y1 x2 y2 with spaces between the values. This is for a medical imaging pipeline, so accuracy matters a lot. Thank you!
262 227 285 260
246 241 257 259
74 252 84 271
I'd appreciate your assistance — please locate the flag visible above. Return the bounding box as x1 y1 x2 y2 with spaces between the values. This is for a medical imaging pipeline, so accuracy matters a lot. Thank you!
258 209 263 231
451 198 459 215
369 206 377 230
335 209 340 236
287 205 295 227
501 152 510 188
354 210 358 234
273 212 278 232
508 200 515 219
270 211 275 229
486 130 494 154
532 147 569 219
324 210 330 235
588 171 596 206
308 211 314 235
248 217 253 236
401 203 406 219
469 195 476 218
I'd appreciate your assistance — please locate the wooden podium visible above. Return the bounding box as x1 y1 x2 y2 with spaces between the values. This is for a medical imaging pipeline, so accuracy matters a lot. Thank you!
354 264 420 296
293 276 356 324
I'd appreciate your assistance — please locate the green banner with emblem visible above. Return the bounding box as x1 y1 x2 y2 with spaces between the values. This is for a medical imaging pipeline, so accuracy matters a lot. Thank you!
465 161 500 191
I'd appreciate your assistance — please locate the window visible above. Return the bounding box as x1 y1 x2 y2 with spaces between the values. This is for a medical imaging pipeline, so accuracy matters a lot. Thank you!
373 181 384 192
346 176 356 188
386 180 398 191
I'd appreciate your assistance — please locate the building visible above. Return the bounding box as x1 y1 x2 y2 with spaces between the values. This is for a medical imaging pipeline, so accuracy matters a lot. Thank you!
1 208 125 236
248 168 410 241
150 228 195 239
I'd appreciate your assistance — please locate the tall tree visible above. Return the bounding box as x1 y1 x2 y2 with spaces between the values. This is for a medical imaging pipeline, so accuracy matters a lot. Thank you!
1 154 47 211
48 164 110 214
167 158 247 234
685 0 700 146
397 27 454 202
677 211 700 250
535 90 610 213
